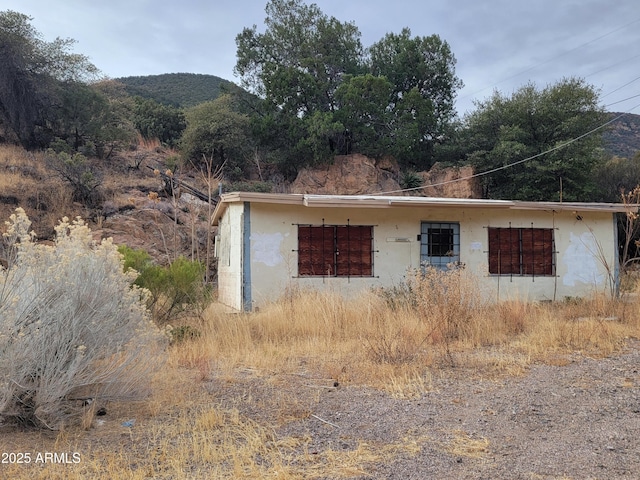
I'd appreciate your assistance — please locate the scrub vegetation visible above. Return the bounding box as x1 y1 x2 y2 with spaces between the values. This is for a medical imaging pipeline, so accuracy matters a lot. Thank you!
2 247 640 477
0 209 164 430
2 1 640 477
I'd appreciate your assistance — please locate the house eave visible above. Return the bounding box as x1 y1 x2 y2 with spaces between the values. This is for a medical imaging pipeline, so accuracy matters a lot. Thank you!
211 192 637 225
509 201 634 213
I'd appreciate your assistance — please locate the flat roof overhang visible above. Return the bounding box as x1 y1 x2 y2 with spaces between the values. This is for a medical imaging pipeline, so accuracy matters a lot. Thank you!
211 192 636 226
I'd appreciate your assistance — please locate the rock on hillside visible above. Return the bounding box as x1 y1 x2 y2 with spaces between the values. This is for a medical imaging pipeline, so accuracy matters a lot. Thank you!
418 163 482 198
92 188 212 266
290 154 400 195
290 154 481 198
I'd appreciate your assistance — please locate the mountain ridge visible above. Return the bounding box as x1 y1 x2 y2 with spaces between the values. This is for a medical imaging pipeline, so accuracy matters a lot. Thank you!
114 72 235 108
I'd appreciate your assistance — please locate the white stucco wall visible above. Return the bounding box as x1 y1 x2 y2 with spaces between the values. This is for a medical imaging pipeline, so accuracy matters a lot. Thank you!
220 202 618 310
216 203 245 310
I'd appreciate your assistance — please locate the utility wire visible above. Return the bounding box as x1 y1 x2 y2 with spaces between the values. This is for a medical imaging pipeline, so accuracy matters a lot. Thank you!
375 104 640 196
605 94 640 108
585 53 640 80
457 17 640 103
601 75 640 99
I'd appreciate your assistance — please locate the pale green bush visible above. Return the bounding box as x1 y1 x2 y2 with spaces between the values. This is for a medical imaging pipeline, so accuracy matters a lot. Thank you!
0 208 165 429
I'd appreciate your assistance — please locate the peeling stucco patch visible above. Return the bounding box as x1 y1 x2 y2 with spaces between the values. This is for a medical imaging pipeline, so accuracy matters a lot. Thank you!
562 232 604 286
251 232 284 267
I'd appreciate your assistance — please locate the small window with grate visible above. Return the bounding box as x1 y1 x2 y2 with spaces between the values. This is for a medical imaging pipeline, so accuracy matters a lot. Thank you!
420 222 460 270
297 225 373 277
488 227 555 276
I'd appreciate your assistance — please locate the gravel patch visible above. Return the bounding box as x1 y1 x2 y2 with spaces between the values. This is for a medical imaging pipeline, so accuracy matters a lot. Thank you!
209 340 640 479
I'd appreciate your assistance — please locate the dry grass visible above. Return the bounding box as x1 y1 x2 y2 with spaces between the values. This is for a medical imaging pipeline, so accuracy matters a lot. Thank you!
175 270 640 387
3 268 640 478
0 367 419 479
444 430 490 459
0 144 81 237
0 142 176 240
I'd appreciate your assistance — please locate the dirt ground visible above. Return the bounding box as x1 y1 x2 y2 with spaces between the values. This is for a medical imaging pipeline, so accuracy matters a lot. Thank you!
209 339 640 479
1 341 638 479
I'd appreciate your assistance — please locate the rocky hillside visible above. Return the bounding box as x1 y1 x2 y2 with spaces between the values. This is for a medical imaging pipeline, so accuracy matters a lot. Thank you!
603 112 640 159
290 155 399 195
0 142 482 270
0 144 214 267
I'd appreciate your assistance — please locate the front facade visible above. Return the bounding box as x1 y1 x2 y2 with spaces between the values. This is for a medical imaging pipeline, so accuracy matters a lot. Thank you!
212 193 628 311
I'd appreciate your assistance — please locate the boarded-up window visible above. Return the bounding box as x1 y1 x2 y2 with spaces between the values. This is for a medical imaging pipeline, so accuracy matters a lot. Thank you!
488 227 555 276
298 225 373 277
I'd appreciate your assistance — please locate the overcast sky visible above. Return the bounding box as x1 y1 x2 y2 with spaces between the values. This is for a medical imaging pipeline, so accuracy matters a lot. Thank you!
5 0 640 117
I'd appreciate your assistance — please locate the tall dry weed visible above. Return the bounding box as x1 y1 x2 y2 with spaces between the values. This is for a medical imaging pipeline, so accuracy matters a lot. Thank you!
509 293 636 360
183 268 640 389
373 266 496 364
362 300 426 365
406 266 485 341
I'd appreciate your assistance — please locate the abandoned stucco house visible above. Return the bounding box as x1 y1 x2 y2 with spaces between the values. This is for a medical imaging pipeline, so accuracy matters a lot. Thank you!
211 192 630 311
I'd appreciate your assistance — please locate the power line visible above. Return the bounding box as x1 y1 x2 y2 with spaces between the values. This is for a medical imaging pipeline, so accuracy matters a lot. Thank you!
601 75 640 99
584 53 640 80
605 94 640 108
375 105 640 196
457 18 640 103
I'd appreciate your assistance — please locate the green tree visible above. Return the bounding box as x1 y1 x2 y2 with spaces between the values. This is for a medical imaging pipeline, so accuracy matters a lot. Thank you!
56 82 108 153
234 2 464 172
0 10 53 147
132 97 186 147
389 87 438 169
248 104 310 179
235 0 363 116
90 79 137 158
334 74 394 157
0 10 99 148
180 94 253 180
49 80 136 159
367 28 462 169
235 0 363 164
45 151 103 207
118 245 207 324
464 78 606 201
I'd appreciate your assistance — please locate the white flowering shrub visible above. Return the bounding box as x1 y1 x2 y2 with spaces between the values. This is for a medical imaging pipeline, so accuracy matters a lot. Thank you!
0 208 165 429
